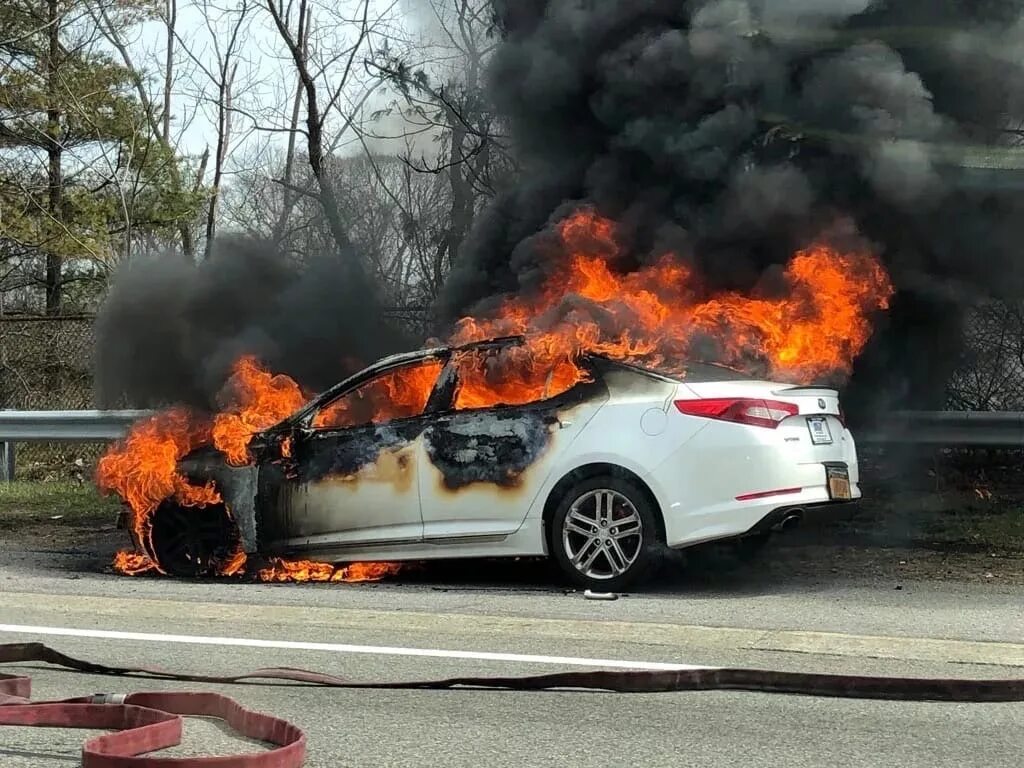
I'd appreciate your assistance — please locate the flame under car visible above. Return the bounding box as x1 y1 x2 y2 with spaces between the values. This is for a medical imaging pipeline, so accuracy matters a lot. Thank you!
123 336 860 590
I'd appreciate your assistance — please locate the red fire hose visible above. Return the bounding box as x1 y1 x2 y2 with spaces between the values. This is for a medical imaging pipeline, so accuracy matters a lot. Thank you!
2 641 1023 766
0 644 306 767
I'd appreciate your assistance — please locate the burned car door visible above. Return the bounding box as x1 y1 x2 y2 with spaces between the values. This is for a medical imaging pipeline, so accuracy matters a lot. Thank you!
417 347 606 541
257 358 445 555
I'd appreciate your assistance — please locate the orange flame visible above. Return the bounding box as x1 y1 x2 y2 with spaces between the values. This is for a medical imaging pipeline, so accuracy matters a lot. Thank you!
96 409 211 517
112 550 158 575
314 359 444 429
257 559 402 583
97 409 215 567
449 208 893 405
212 355 308 465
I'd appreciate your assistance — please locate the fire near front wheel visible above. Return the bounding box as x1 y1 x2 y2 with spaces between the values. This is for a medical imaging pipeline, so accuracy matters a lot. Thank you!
146 501 239 577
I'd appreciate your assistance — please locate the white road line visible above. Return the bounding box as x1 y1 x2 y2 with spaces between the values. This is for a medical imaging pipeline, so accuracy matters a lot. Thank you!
0 623 711 671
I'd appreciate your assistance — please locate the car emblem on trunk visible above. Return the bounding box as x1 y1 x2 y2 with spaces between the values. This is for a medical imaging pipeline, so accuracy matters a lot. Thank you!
818 398 826 409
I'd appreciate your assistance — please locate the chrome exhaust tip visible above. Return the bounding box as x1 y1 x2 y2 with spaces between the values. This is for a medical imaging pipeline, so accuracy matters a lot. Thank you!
773 510 803 533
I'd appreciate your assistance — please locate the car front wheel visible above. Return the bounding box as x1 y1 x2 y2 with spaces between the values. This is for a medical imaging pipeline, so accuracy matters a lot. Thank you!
549 475 661 591
147 500 239 577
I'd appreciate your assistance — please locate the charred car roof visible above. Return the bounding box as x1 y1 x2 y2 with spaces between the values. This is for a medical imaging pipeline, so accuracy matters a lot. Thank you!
266 335 748 434
277 336 531 429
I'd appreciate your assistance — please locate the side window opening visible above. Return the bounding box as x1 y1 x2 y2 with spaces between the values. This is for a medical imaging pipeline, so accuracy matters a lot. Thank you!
312 358 444 430
450 347 588 411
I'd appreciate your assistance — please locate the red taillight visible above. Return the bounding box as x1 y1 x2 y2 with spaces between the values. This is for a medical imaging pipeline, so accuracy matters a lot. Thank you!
673 398 799 429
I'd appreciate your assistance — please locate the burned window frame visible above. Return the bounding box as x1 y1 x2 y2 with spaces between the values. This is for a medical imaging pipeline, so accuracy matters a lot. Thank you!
430 347 605 417
294 351 453 433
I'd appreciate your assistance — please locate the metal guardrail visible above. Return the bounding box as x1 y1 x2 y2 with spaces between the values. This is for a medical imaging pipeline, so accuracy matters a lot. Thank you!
0 410 152 481
856 411 1024 447
0 408 1023 482
0 410 152 442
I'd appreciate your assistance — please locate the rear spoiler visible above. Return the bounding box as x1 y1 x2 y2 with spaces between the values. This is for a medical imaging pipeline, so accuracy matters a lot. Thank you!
770 385 839 398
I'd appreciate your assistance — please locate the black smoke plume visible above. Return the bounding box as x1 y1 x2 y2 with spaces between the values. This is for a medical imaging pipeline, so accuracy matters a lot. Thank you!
444 0 1024 417
95 238 410 411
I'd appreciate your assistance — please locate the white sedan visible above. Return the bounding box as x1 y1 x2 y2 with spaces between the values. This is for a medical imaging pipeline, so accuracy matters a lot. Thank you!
142 336 859 590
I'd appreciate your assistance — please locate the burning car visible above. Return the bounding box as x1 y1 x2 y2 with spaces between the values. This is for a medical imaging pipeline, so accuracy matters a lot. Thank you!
100 209 890 588
111 334 859 590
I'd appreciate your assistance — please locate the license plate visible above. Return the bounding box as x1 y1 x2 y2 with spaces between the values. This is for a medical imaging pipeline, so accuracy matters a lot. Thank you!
807 416 833 445
826 465 852 500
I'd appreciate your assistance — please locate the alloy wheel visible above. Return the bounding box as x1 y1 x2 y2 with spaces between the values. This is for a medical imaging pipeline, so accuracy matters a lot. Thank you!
561 488 644 580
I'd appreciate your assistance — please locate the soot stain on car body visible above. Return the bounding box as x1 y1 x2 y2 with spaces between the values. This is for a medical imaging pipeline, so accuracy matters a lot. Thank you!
315 445 416 493
423 409 558 491
295 421 425 485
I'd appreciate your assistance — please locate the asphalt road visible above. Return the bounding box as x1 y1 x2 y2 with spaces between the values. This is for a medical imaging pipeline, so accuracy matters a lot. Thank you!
1 551 1023 767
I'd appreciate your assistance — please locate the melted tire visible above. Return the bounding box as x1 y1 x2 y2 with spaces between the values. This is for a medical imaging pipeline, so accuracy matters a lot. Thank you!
147 501 238 577
548 474 662 592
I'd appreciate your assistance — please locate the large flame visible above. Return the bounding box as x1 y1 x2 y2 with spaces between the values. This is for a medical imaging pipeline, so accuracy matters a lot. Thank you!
99 207 892 583
449 208 894 404
212 355 308 465
102 359 393 583
96 409 217 570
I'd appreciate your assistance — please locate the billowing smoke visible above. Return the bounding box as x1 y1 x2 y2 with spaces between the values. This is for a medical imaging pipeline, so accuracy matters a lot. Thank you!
95 238 411 410
442 0 1024 416
97 1 1024 416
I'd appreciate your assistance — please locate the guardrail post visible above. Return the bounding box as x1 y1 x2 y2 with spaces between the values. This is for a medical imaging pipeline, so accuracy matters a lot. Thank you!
0 441 14 483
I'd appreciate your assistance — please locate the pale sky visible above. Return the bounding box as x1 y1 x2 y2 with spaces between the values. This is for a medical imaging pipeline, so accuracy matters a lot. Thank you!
122 0 449 178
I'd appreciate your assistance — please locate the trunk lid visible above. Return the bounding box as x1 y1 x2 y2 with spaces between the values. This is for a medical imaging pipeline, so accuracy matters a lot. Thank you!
678 379 842 417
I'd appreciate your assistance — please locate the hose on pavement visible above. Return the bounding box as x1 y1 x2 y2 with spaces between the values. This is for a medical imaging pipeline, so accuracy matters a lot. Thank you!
2 640 1022 766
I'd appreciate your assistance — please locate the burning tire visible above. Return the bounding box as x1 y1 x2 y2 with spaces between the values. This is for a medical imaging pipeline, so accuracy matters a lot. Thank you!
549 475 661 591
146 501 240 578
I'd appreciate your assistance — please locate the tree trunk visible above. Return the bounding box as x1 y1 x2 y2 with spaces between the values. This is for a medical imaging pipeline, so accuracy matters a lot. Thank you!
271 6 309 246
163 0 175 141
203 62 236 260
164 0 197 258
444 105 473 286
45 0 62 316
265 0 357 260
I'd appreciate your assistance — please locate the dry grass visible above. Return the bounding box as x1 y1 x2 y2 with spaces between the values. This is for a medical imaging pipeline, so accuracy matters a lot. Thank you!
0 481 121 530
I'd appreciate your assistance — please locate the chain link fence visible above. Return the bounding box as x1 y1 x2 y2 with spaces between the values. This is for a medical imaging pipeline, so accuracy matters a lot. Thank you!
0 315 99 479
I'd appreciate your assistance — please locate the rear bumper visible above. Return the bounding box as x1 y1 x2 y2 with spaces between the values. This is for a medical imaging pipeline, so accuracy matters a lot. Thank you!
657 482 860 549
645 438 861 549
641 416 862 549
744 498 857 536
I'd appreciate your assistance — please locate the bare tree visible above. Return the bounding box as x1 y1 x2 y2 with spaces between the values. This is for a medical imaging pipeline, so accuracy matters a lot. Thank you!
947 301 1024 410
92 0 208 258
264 0 361 257
364 0 513 293
270 1 312 245
174 0 253 259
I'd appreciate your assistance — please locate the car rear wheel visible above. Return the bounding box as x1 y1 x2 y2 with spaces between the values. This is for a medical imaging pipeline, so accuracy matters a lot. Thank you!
549 475 661 591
